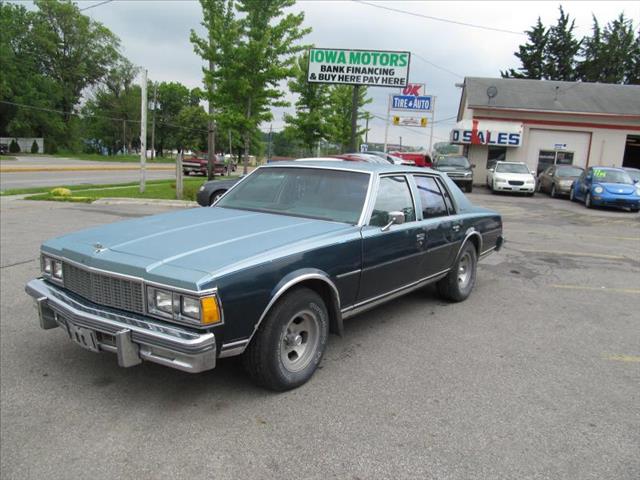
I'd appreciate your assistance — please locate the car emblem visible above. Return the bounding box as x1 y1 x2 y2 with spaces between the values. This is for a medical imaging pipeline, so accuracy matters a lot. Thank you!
619 189 623 193
93 242 106 253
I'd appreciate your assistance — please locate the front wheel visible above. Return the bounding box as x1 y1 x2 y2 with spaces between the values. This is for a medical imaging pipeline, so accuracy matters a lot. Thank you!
243 287 329 391
585 192 593 208
437 242 477 302
569 187 576 202
465 183 473 193
550 184 557 198
209 189 226 205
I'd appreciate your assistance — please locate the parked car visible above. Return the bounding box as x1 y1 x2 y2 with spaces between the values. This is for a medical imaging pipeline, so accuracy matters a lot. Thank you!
487 161 536 196
623 167 640 184
183 153 234 176
390 152 431 167
366 151 411 165
26 160 503 390
570 166 640 212
0 142 8 155
432 155 474 193
196 155 388 207
537 165 584 197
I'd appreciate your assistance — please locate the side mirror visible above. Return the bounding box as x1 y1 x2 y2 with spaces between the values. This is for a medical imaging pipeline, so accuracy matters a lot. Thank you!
471 164 476 169
488 168 494 173
530 170 536 175
381 211 405 231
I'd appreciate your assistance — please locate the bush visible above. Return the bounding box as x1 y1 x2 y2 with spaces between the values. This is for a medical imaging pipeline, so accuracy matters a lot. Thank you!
31 140 39 153
9 139 20 153
50 187 72 197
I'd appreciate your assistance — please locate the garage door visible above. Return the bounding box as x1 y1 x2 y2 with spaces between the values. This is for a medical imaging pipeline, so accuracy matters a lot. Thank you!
525 129 591 173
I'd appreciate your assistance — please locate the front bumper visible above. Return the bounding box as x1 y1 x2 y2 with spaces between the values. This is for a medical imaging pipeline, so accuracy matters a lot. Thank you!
447 175 472 187
591 195 640 209
554 183 573 195
494 182 535 193
25 279 216 373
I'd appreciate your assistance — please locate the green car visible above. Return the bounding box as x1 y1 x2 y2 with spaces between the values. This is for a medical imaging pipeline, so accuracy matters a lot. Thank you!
26 161 503 390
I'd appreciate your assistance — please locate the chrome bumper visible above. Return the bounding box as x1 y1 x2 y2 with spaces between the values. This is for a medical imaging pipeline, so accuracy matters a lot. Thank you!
25 278 216 373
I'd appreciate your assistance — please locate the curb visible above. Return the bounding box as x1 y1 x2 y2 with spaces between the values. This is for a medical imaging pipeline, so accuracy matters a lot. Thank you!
92 197 198 207
0 165 174 173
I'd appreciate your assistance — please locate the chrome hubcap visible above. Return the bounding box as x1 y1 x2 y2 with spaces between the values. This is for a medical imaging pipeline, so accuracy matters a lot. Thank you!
280 310 320 373
457 252 472 289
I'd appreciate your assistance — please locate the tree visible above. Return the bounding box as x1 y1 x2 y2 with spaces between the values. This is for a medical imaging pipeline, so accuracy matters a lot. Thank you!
82 58 140 154
325 85 371 152
501 18 548 79
283 52 329 154
31 140 39 153
31 0 121 148
175 105 209 151
9 139 20 153
544 6 581 81
598 14 639 84
155 82 196 155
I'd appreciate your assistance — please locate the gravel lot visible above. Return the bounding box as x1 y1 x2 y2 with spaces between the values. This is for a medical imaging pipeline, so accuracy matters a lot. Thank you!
1 190 638 480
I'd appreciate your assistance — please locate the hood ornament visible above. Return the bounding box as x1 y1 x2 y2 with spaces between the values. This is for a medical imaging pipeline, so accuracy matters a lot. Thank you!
93 242 107 253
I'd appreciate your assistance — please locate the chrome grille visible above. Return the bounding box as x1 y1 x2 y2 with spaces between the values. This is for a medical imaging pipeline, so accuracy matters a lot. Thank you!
62 262 144 314
508 180 524 186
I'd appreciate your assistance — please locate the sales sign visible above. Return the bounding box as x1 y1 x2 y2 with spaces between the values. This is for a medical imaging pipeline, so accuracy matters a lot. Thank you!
391 94 433 112
392 116 428 127
308 48 411 87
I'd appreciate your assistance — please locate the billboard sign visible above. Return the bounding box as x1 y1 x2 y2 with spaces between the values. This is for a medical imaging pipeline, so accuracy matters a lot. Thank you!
391 94 433 112
392 116 428 127
308 48 410 87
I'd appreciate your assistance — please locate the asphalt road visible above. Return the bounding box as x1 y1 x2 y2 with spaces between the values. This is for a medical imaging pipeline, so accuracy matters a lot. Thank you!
0 155 174 190
1 191 638 479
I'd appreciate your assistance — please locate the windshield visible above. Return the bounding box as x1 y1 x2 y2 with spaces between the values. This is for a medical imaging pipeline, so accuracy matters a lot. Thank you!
216 167 369 224
624 169 640 183
592 168 633 184
436 156 470 168
496 163 530 174
555 166 583 177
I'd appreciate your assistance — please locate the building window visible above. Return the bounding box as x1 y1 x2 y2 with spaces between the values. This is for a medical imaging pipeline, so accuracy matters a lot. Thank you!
487 146 507 169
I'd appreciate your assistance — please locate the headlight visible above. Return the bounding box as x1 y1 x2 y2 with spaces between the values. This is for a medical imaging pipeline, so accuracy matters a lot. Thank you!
464 171 472 176
41 255 63 281
199 185 205 192
593 185 604 194
494 176 506 183
525 180 534 184
147 286 221 325
636 186 640 196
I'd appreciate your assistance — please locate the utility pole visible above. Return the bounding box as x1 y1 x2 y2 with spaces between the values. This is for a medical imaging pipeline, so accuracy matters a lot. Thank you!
267 124 273 162
176 149 184 200
228 129 232 158
399 136 402 149
150 83 157 160
349 85 360 152
122 119 127 154
383 94 391 153
364 114 370 144
139 68 147 193
428 96 436 156
207 58 216 180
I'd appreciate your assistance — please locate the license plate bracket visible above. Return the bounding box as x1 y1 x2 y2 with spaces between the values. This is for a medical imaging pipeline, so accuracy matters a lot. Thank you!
67 322 100 353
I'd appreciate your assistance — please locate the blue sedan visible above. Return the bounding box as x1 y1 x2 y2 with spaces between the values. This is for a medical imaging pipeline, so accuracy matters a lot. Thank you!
570 167 640 212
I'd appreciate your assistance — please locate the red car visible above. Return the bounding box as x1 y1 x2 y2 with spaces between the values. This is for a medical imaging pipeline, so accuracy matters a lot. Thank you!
183 153 234 176
389 151 431 167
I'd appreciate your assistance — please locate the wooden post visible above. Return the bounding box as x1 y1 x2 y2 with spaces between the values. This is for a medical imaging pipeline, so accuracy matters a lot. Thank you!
139 68 147 194
350 85 360 152
176 150 183 200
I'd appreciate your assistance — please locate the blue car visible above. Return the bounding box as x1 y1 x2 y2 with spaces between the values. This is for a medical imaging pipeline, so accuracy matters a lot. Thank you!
570 166 640 212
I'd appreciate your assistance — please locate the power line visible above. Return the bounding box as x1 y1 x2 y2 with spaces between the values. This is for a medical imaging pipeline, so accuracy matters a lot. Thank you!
79 0 114 12
0 100 209 134
411 53 463 79
353 1 526 36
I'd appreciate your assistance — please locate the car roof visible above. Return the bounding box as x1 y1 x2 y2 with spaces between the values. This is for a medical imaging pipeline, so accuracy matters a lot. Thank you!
262 159 441 175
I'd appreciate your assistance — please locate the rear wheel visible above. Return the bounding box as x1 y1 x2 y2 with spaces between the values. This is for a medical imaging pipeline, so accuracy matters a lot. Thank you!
243 288 329 391
437 242 477 302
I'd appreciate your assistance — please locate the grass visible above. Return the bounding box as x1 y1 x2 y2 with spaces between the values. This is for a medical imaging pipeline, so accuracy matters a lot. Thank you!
15 151 175 163
22 176 237 203
1 179 174 196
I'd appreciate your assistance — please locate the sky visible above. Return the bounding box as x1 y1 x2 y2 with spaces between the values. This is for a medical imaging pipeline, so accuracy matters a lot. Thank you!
32 0 640 149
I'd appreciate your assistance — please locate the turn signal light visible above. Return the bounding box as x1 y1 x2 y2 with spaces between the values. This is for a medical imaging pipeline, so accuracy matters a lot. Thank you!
201 296 221 325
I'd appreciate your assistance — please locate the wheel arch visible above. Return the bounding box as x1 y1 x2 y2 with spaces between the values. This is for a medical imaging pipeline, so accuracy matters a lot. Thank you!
456 228 482 262
251 269 343 343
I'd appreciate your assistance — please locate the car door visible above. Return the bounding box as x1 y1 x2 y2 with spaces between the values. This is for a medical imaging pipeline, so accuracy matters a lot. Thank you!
541 166 554 192
358 175 423 301
577 169 592 199
413 175 459 277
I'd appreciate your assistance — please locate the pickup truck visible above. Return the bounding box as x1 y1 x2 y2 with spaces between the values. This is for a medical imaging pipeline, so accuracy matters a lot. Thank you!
183 154 235 176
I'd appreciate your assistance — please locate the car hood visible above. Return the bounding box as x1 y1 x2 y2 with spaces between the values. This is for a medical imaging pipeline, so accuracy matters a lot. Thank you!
598 182 636 195
42 207 355 290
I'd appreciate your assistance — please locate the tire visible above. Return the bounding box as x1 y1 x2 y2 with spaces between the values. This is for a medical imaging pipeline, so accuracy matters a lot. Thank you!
209 189 226 205
550 184 557 198
537 182 543 193
491 180 497 194
243 287 329 391
585 192 593 209
569 187 576 202
437 242 477 302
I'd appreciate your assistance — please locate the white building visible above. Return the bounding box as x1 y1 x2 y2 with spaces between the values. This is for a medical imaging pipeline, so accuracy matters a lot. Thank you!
450 77 640 184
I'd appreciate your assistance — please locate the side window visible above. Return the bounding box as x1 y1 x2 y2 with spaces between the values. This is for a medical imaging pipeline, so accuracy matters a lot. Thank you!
369 176 416 227
415 176 448 219
436 177 455 213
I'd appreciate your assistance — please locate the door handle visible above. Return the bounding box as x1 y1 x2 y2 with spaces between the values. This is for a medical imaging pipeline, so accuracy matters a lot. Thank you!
416 232 426 247
452 224 461 232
